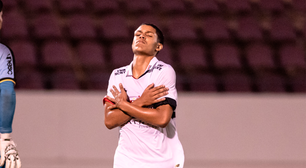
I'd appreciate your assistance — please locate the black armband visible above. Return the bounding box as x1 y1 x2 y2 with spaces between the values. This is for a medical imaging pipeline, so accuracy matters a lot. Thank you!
152 97 177 118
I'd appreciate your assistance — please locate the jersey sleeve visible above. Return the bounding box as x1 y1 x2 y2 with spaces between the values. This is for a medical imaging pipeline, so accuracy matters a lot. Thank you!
0 44 15 84
155 64 177 101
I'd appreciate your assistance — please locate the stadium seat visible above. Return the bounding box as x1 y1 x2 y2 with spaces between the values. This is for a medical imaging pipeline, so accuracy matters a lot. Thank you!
212 43 241 69
9 40 37 68
166 15 197 41
132 14 162 30
201 15 230 41
224 0 251 13
288 69 306 92
291 0 306 11
255 71 286 92
42 41 73 67
236 15 263 41
177 43 207 69
1 10 28 40
51 69 79 90
156 44 173 66
270 15 296 41
99 14 129 40
259 0 284 13
279 44 306 70
57 0 87 14
123 0 153 14
110 42 133 68
221 71 252 92
191 0 219 14
245 43 274 70
76 41 105 69
90 0 119 14
156 0 186 14
86 71 110 90
188 73 218 92
15 69 44 90
32 13 62 40
23 0 53 14
67 14 96 40
1 0 18 11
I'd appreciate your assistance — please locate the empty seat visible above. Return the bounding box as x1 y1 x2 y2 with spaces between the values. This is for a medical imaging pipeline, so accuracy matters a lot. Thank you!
100 14 129 40
1 10 28 39
156 44 173 66
23 0 53 14
259 0 284 12
110 42 133 67
246 43 274 70
256 72 286 92
166 15 197 41
288 70 306 92
236 15 263 41
76 41 105 68
201 16 230 41
178 43 207 69
291 0 306 11
123 0 153 13
191 0 219 14
1 0 18 11
42 41 73 67
156 0 186 14
224 0 251 13
87 71 110 90
188 73 217 92
15 69 44 90
67 14 96 40
90 0 119 14
57 0 87 14
32 13 62 40
279 44 306 70
51 69 79 90
212 43 241 69
270 15 296 41
221 71 252 92
132 15 162 30
9 40 37 68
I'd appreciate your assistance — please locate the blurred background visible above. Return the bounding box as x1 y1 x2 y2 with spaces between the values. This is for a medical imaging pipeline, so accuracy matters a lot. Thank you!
0 0 305 168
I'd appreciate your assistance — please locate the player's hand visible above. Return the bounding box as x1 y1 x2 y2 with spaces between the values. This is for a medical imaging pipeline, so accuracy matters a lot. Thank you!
137 83 169 107
0 139 21 168
108 83 128 109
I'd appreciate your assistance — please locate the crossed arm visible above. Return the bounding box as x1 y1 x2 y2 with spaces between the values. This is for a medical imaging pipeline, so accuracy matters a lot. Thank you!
104 83 173 129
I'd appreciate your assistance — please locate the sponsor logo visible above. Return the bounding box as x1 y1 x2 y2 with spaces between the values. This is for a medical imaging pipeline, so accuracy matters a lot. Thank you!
6 54 13 75
114 69 126 75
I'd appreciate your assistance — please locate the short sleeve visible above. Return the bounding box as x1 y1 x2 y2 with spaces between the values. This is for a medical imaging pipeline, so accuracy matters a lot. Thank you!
154 64 177 101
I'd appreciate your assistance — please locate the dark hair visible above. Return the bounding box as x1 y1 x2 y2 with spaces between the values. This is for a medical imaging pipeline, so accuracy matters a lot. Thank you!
141 23 164 45
0 0 3 12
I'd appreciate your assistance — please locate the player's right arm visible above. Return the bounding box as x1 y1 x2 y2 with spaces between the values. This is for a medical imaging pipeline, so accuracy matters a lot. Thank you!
104 83 169 129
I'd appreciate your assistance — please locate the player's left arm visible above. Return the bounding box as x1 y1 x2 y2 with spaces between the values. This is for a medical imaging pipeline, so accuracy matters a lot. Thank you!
107 66 177 128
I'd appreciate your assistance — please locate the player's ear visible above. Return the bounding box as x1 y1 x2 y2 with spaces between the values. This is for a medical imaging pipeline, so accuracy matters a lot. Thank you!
156 43 163 52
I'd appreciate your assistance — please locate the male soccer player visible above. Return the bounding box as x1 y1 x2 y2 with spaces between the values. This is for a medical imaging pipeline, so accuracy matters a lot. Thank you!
103 23 184 168
0 1 21 167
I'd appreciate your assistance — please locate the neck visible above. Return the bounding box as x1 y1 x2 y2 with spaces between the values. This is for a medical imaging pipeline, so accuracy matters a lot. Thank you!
132 55 154 79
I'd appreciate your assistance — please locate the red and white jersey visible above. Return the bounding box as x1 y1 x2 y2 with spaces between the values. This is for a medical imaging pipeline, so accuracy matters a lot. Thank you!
0 43 15 84
106 57 184 168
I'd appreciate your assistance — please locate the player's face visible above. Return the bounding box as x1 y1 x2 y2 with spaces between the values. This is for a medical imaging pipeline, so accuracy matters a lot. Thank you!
0 11 3 30
132 25 162 56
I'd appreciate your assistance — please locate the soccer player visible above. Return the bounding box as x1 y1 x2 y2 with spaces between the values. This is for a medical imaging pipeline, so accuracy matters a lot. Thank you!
103 23 185 168
0 1 21 167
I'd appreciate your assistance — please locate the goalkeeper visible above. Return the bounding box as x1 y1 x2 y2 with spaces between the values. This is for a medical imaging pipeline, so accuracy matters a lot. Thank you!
0 1 21 167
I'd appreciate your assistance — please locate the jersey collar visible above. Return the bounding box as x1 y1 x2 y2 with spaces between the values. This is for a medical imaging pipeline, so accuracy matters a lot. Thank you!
126 57 159 78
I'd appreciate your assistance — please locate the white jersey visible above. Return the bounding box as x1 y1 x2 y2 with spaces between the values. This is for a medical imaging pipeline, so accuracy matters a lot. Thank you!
106 57 184 168
0 43 15 84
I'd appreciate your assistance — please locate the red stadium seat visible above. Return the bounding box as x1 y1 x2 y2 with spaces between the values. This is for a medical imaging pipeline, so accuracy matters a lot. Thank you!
224 0 251 13
90 0 119 14
279 44 306 70
212 43 241 69
23 0 53 14
191 0 219 14
256 72 286 92
32 13 62 40
51 69 79 90
15 69 44 90
76 41 105 68
99 14 129 40
221 71 252 92
246 43 274 70
123 0 153 13
188 73 218 92
57 0 87 14
166 15 197 41
42 41 73 68
270 15 296 41
201 16 230 41
236 15 263 41
67 14 96 40
156 0 186 14
110 42 133 67
9 40 37 68
178 43 207 69
156 44 173 66
1 10 28 40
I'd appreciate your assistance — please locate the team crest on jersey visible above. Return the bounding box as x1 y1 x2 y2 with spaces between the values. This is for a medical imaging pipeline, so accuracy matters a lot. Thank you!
153 64 163 71
114 69 126 75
